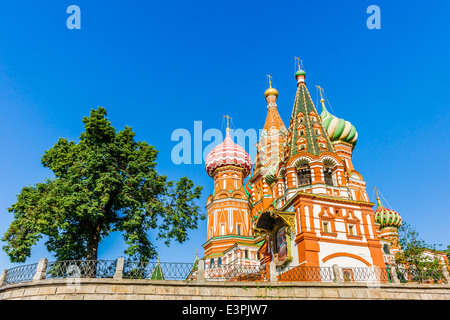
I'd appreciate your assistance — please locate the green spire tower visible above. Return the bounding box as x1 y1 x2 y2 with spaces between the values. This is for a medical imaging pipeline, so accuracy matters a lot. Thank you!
284 66 334 159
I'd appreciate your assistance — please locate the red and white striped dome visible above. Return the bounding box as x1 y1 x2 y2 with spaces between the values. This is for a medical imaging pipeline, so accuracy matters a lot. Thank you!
205 132 252 177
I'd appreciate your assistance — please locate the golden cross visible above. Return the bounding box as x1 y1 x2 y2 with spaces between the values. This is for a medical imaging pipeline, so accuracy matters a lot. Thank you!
266 74 272 87
223 115 232 130
294 56 303 70
316 85 324 100
373 187 380 199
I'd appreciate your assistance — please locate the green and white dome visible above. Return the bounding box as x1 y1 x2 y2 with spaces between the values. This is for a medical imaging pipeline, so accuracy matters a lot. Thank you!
320 99 358 145
374 196 402 229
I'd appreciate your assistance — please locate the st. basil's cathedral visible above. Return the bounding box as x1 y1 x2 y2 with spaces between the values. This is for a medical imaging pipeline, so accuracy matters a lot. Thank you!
201 62 421 276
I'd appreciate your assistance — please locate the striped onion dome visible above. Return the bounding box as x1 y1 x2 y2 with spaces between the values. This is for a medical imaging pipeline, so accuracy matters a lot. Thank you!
320 99 358 145
374 197 402 229
205 131 253 178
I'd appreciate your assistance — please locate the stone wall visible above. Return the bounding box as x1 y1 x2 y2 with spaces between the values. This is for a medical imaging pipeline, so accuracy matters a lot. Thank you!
1 278 449 300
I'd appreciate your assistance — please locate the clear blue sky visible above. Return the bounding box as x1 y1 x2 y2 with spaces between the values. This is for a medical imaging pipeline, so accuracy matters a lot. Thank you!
1 1 449 269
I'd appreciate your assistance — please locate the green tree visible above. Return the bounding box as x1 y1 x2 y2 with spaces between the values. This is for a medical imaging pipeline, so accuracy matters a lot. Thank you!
394 221 443 283
2 107 204 263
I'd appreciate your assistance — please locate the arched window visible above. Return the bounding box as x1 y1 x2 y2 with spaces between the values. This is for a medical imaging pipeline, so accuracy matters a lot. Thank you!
244 250 249 259
322 158 336 186
210 258 214 266
383 244 391 255
323 166 333 186
218 257 222 266
297 164 312 186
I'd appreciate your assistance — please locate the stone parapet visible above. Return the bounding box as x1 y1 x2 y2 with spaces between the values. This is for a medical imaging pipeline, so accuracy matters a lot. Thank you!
1 278 449 300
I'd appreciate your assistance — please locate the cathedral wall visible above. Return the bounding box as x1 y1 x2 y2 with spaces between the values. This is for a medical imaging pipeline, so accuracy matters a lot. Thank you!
318 242 374 267
291 201 379 268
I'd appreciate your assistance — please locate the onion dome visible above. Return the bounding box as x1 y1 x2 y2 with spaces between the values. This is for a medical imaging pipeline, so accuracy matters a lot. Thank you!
264 76 279 99
295 69 306 77
264 85 278 99
320 99 358 145
295 68 306 85
374 195 402 229
205 131 253 178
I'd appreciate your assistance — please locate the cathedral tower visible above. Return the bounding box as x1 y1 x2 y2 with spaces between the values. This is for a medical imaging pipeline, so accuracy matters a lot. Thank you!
203 122 261 267
253 63 385 271
251 76 287 215
374 189 402 266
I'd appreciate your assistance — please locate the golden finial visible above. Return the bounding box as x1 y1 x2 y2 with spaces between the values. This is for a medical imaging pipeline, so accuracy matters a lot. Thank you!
294 56 303 70
267 74 273 87
316 85 327 113
374 187 382 207
223 115 232 133
316 85 325 104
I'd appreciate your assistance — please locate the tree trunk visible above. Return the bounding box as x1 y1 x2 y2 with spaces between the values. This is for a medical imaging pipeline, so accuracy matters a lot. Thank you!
86 233 99 261
86 222 102 277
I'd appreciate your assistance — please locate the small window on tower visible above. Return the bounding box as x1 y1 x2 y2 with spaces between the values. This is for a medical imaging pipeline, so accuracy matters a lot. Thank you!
323 221 329 233
299 144 306 151
324 167 333 186
348 225 355 236
237 224 241 236
297 164 312 186
299 129 305 136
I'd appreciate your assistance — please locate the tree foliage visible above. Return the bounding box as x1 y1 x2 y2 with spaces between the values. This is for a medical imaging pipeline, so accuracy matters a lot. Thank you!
2 107 204 263
394 221 444 283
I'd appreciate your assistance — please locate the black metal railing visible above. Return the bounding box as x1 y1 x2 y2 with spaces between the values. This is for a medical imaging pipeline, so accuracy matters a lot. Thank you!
339 267 391 283
45 260 117 279
123 261 195 280
1 259 447 286
205 263 267 281
277 265 334 282
4 263 38 285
